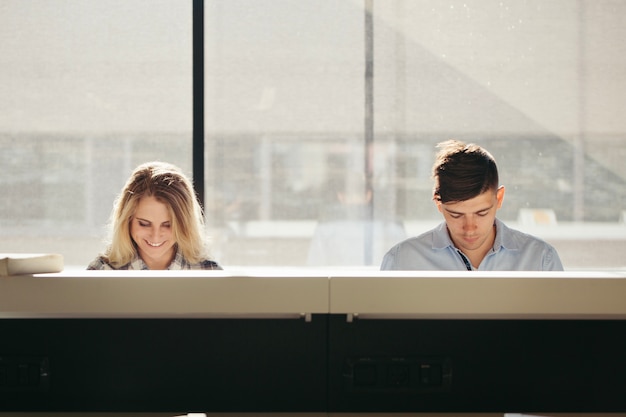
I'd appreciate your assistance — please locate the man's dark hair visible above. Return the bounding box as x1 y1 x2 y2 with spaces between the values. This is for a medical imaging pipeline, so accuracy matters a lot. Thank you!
432 140 499 203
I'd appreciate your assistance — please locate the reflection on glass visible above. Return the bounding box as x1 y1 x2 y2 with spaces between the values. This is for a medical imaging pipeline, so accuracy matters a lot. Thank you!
0 0 192 266
0 1 624 269
204 0 626 268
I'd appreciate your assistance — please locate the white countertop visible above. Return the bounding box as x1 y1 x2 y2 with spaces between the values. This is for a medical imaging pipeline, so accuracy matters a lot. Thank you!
1 269 625 319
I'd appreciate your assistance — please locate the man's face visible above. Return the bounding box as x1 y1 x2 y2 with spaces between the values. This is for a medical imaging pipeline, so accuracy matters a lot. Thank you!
436 187 505 256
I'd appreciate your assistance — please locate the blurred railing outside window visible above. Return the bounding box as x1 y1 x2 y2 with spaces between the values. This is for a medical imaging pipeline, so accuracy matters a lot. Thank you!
1 0 625 269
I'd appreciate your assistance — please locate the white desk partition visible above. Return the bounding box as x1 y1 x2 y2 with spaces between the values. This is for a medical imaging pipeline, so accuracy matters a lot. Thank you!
1 269 626 319
0 269 330 319
329 270 626 320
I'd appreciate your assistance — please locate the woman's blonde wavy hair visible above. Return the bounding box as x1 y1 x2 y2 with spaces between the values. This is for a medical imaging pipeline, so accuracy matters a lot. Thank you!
102 161 209 268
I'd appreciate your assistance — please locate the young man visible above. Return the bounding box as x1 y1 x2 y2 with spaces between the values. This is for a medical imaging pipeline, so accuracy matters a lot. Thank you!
381 140 563 271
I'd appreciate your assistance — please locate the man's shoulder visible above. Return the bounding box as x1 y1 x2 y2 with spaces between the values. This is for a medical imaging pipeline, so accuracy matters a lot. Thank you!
493 219 564 271
387 224 446 254
496 220 559 254
380 223 456 270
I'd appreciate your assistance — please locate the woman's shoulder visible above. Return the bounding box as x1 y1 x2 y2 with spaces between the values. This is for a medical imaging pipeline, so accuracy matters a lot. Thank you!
86 255 132 270
172 247 221 270
195 259 222 270
87 256 112 270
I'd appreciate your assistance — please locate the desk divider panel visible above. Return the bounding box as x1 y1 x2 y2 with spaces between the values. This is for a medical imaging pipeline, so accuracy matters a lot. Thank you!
0 271 330 412
0 317 329 412
327 316 626 412
1 270 626 413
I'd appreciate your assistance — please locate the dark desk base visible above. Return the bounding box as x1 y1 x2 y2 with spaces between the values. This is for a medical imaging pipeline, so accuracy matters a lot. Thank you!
2 317 625 413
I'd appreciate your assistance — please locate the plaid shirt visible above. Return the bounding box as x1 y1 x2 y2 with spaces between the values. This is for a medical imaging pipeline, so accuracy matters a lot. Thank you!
87 247 221 270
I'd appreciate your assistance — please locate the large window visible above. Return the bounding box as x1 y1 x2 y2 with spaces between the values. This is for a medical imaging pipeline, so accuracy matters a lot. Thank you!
1 0 625 269
0 0 192 266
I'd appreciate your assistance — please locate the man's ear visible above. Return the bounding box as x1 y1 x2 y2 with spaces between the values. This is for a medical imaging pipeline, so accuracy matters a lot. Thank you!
496 186 505 208
434 195 443 213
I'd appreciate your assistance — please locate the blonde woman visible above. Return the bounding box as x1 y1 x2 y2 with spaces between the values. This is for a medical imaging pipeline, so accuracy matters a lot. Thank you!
88 161 221 270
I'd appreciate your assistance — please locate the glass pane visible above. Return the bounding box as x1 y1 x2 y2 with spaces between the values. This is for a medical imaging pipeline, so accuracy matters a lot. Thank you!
205 0 626 269
0 0 192 268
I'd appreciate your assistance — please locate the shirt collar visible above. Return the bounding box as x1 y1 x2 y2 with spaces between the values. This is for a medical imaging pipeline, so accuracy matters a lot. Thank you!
432 221 454 249
127 246 185 270
493 218 522 250
126 253 148 270
168 247 188 270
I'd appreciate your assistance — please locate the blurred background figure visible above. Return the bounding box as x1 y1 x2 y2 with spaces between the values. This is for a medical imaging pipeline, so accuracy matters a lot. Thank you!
307 172 406 267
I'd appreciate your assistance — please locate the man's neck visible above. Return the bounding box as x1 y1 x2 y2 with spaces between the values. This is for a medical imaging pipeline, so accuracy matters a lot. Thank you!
456 224 496 269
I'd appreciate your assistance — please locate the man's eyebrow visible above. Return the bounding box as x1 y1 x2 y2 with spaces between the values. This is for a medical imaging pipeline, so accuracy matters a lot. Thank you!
444 204 494 215
475 204 495 213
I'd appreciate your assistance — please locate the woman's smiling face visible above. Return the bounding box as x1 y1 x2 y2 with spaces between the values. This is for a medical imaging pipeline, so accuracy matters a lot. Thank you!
130 195 176 269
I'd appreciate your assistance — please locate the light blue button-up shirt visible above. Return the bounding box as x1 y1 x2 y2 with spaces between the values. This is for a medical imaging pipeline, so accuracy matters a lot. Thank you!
381 218 563 271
